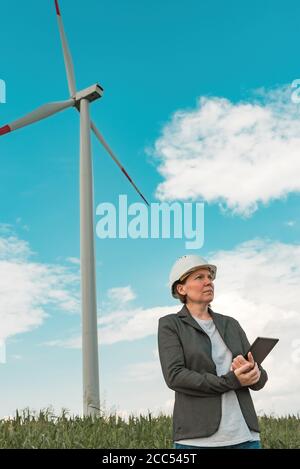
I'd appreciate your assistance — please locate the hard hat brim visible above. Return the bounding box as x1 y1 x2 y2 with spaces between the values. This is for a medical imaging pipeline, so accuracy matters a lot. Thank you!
171 264 217 298
179 264 216 282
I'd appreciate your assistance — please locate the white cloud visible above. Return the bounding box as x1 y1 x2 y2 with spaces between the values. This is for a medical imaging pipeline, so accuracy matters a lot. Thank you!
0 233 33 261
0 223 14 235
107 286 136 305
45 305 175 348
66 257 80 265
284 220 296 227
210 237 300 336
150 85 300 217
95 305 160 345
0 229 80 344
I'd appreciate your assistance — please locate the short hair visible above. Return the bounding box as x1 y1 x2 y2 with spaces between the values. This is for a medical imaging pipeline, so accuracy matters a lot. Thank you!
173 279 187 304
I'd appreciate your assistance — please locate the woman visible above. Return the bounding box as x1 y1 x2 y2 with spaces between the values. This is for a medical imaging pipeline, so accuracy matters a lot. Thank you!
157 254 268 449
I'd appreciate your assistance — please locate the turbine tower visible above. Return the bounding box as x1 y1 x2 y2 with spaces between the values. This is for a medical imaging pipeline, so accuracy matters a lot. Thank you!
0 0 149 417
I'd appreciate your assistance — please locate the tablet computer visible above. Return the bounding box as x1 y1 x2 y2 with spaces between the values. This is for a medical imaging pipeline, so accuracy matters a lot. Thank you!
243 337 279 365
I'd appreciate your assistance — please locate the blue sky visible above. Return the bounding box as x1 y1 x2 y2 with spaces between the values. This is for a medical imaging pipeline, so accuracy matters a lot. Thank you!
0 0 300 420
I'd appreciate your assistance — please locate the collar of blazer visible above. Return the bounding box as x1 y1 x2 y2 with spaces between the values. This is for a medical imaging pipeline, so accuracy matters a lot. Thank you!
177 303 228 344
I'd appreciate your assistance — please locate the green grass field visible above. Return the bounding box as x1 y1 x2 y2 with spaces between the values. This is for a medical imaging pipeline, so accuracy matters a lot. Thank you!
0 408 299 448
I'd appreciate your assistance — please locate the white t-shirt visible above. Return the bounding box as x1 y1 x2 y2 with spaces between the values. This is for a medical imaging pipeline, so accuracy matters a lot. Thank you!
175 317 260 447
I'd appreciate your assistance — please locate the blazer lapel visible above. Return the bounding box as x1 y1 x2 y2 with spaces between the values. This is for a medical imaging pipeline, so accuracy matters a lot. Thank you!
176 304 217 335
177 304 231 351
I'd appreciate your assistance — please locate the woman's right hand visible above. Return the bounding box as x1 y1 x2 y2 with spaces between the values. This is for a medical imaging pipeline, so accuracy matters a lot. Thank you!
233 362 261 386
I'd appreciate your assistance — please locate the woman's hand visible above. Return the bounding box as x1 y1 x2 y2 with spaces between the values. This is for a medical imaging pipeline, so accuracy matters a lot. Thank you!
233 362 261 386
230 351 254 371
230 352 261 386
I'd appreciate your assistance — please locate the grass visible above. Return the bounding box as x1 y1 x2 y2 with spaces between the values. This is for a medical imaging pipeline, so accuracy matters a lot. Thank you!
0 407 299 448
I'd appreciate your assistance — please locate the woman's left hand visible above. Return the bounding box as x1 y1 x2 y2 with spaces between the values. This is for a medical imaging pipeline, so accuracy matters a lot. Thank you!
230 352 259 376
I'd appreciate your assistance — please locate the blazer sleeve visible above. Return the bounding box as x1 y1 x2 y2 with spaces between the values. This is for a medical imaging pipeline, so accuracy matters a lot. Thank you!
236 321 268 391
158 317 242 397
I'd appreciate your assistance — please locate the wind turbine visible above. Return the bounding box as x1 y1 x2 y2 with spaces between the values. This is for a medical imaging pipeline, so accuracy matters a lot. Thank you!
0 0 149 417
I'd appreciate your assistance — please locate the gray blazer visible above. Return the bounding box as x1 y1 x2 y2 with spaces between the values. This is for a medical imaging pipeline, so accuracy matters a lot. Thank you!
157 304 268 441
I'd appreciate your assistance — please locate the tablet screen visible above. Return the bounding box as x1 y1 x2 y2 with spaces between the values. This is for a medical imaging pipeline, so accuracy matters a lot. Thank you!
244 337 279 365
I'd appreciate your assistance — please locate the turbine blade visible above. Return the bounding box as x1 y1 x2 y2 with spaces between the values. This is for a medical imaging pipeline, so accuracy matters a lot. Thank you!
54 0 76 96
0 99 74 136
91 120 150 206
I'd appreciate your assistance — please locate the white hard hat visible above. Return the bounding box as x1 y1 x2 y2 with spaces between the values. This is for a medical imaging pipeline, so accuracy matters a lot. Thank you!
169 254 217 299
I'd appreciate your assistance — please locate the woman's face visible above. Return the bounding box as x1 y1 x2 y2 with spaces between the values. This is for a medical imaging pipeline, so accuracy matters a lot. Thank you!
176 267 214 304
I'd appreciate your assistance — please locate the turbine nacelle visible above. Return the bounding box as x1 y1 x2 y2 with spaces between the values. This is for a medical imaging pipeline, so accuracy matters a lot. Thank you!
75 84 104 108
